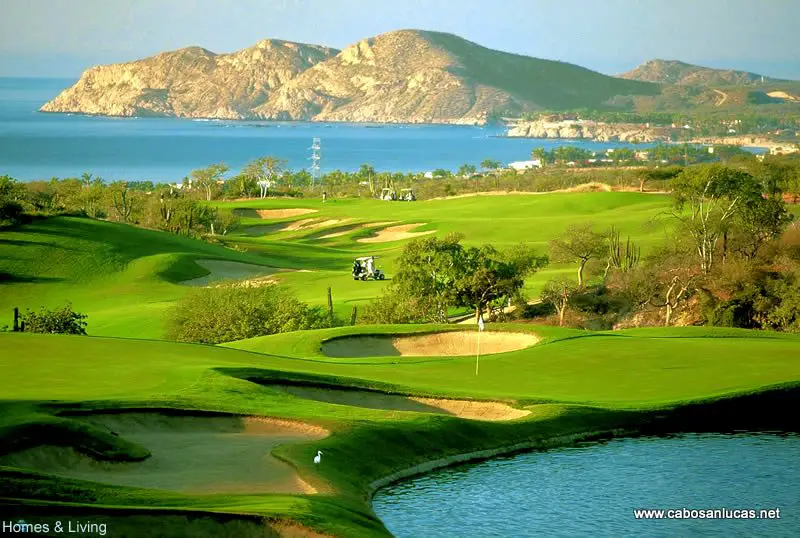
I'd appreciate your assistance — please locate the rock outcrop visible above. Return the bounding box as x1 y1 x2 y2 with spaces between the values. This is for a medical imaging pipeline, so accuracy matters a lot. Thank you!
506 118 674 143
41 40 338 119
41 30 659 124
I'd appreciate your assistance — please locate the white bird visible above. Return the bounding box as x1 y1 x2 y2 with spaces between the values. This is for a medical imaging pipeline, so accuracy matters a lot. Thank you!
313 450 323 464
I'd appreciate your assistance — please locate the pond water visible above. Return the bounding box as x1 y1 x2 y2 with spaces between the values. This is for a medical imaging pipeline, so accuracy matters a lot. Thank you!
372 432 800 537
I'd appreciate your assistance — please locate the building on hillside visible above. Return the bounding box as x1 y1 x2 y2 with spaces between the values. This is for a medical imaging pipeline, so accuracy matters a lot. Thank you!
508 160 542 171
634 151 651 162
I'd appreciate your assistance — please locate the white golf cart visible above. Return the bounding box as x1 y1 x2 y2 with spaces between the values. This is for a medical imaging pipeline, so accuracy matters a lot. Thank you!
352 256 386 281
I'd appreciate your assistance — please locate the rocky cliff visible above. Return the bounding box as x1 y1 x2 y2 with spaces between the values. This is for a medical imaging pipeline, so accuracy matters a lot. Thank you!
41 30 659 124
620 59 784 87
506 118 674 143
40 40 338 119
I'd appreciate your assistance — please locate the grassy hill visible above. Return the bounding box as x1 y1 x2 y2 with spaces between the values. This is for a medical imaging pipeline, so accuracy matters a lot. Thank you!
0 216 275 338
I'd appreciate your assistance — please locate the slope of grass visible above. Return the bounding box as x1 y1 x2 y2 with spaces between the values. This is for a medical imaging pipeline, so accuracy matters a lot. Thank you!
0 216 273 338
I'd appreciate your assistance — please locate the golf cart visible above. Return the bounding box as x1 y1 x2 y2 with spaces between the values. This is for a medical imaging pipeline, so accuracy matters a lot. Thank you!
379 187 397 201
399 188 416 201
352 256 386 281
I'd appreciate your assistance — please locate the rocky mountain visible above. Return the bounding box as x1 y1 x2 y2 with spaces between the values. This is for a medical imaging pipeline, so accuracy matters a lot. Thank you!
620 59 784 87
41 30 659 124
40 40 338 119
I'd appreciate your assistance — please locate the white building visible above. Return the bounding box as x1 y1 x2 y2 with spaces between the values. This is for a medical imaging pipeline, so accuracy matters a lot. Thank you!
508 160 542 171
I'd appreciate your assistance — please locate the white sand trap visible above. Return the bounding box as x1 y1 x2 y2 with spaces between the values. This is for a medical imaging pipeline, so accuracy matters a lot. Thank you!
256 208 318 219
357 223 435 243
181 259 282 287
274 385 529 422
319 221 397 239
322 331 539 357
247 218 350 236
0 413 328 495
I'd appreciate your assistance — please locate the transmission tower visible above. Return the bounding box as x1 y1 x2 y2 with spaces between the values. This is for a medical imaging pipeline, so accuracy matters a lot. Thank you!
310 137 321 186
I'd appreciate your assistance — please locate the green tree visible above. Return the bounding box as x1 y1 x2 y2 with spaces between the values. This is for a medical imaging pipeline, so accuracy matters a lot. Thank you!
457 164 477 178
549 224 607 288
190 163 228 201
242 157 286 198
671 164 763 273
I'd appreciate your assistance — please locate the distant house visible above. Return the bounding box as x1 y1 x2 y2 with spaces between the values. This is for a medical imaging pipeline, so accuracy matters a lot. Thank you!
508 160 542 171
423 171 434 179
634 151 651 161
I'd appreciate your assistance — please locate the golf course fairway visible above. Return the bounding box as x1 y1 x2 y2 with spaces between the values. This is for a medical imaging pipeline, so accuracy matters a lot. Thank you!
2 193 799 536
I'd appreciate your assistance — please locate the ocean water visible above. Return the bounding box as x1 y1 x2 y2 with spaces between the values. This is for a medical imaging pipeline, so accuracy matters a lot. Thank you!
373 432 800 538
0 77 651 182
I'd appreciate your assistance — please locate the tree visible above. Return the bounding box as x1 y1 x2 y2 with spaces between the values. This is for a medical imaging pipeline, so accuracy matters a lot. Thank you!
455 244 547 322
671 164 763 273
457 164 477 178
242 157 286 198
190 163 228 201
541 278 578 326
531 148 548 167
366 234 546 324
359 164 376 195
549 224 607 288
20 302 88 335
481 158 503 190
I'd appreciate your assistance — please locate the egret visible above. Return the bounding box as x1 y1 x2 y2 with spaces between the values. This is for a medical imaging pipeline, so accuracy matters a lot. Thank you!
313 450 323 464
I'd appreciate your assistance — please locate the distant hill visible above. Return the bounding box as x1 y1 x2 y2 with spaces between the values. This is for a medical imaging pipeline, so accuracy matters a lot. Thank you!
619 59 786 87
40 29 659 124
40 40 339 119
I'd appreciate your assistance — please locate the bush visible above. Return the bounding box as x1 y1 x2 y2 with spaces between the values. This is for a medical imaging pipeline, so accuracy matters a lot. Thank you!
21 303 88 335
166 285 331 344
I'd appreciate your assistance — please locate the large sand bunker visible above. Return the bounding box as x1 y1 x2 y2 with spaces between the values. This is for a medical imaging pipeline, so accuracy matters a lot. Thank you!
319 221 397 239
274 385 529 421
322 331 539 357
256 208 318 219
181 259 282 287
0 413 328 495
357 223 435 243
246 218 351 236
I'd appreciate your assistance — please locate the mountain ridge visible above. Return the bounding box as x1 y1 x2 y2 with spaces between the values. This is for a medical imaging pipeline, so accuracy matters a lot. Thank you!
619 58 787 87
40 29 659 124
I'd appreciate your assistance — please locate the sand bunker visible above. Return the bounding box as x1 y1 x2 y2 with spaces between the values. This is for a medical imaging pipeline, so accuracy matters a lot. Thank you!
319 221 397 239
256 208 318 219
0 413 328 495
181 259 282 287
357 223 435 243
322 331 539 357
246 218 351 236
274 385 529 421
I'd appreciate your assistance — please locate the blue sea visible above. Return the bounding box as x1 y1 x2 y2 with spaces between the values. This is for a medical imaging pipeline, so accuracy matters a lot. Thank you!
0 77 652 182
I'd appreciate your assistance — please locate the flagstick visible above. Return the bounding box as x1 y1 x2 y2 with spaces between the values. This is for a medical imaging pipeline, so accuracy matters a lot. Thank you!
475 321 482 376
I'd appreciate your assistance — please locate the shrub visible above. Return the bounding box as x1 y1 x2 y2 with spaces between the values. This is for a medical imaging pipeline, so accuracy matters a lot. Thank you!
21 303 88 335
166 285 331 344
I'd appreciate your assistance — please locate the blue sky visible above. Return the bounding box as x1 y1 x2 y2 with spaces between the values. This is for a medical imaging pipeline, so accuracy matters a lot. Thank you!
1 0 798 79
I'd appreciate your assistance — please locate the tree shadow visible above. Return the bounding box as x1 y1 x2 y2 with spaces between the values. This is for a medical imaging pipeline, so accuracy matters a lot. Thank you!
0 272 65 284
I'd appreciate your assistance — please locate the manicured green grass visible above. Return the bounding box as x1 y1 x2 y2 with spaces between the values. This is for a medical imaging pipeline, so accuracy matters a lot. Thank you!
1 193 672 338
2 326 799 535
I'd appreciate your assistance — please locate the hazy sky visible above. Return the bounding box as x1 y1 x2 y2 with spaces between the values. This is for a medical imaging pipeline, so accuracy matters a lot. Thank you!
2 0 798 79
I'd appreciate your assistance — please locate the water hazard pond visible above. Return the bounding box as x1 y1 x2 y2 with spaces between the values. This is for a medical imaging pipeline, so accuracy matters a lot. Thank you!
373 432 800 537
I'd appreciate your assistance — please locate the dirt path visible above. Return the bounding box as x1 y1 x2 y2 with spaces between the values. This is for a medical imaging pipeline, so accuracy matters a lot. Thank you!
713 89 728 107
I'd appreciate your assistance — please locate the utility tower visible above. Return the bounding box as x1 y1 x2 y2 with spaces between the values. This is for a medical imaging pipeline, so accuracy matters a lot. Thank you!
310 137 321 186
